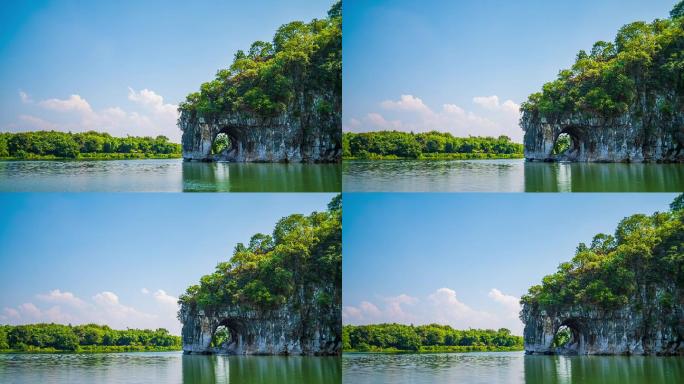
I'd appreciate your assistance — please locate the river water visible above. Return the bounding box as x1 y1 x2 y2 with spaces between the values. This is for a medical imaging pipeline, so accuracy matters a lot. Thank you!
343 351 684 384
0 159 341 192
0 352 340 384
343 159 684 192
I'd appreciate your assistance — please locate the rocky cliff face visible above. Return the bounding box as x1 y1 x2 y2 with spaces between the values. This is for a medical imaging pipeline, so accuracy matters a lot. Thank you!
521 98 684 163
180 286 341 356
521 286 683 355
179 93 341 163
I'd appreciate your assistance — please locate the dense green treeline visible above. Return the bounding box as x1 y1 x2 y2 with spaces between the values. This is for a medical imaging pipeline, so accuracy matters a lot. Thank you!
343 324 523 353
179 1 341 117
342 131 523 160
521 1 684 117
0 131 181 160
179 195 341 312
0 323 181 353
522 194 684 312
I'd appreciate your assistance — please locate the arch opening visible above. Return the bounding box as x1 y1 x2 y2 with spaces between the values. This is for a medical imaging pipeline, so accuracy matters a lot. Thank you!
552 321 582 355
209 322 238 354
550 128 583 161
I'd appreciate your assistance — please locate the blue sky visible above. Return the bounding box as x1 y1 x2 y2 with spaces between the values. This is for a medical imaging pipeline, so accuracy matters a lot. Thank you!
0 0 332 141
0 193 334 334
343 0 675 141
343 193 677 334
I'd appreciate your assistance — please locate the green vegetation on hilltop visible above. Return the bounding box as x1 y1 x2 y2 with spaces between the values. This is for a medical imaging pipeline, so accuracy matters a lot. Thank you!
521 194 684 312
179 1 341 118
343 131 523 160
521 1 684 117
343 324 523 353
179 195 341 312
0 131 181 160
0 323 180 353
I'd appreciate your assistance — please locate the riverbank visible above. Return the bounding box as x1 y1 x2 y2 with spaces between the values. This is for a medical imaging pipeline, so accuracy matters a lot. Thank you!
345 345 523 353
0 153 181 161
0 345 181 354
343 153 523 160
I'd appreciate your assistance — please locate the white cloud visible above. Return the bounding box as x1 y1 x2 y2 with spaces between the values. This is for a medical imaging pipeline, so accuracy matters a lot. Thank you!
344 287 524 334
37 289 87 309
344 93 523 141
1 307 20 320
19 91 33 104
380 94 432 115
152 289 178 306
488 288 522 319
18 115 59 131
472 95 501 110
141 288 150 294
39 94 92 113
12 89 181 141
18 303 41 318
2 289 181 334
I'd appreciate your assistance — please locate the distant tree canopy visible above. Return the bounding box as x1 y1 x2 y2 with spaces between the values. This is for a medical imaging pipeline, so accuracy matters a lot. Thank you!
343 324 523 352
0 131 180 159
343 131 523 159
521 194 684 312
0 323 180 352
179 195 341 312
179 1 341 117
521 3 684 117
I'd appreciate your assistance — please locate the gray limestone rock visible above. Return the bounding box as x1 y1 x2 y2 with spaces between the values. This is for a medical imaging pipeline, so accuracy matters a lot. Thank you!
521 286 683 355
521 95 684 162
179 93 340 163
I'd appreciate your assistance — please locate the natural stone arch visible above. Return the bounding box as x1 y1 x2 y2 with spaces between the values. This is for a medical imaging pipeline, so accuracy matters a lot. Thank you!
178 105 341 163
551 127 583 161
551 319 584 355
208 320 240 354
520 110 684 162
179 303 340 356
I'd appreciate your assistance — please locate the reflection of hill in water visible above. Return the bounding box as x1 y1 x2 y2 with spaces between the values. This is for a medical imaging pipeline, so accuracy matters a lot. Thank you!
182 355 341 384
342 159 684 192
523 354 684 384
523 162 684 192
181 162 341 192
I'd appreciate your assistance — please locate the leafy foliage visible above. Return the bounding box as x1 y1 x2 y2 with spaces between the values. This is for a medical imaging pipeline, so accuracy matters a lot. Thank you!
343 324 522 352
179 2 341 118
0 131 180 159
0 323 180 353
521 5 684 117
552 133 572 156
343 131 523 159
179 195 341 312
521 194 684 312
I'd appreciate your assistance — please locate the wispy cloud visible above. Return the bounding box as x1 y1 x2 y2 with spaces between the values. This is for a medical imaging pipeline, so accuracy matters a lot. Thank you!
1 288 181 334
9 88 180 141
344 287 523 334
344 93 522 141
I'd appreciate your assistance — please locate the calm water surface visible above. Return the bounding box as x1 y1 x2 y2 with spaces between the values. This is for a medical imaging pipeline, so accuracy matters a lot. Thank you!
0 159 341 192
343 352 684 384
0 352 340 384
343 159 684 192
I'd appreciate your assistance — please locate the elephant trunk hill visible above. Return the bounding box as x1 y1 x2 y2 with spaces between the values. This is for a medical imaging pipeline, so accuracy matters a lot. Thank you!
178 196 342 355
521 8 684 163
521 195 684 355
179 2 341 163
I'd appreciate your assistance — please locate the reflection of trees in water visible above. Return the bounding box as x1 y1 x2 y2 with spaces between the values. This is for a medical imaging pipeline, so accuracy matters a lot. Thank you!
181 162 341 192
524 162 684 192
523 355 684 384
181 355 341 384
